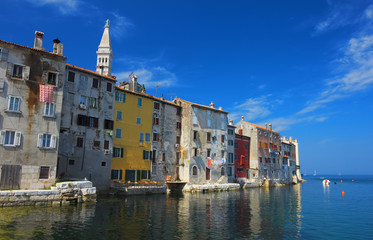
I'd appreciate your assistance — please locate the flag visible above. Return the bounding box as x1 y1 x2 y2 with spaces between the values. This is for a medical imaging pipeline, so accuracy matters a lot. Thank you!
40 84 53 103
207 157 211 169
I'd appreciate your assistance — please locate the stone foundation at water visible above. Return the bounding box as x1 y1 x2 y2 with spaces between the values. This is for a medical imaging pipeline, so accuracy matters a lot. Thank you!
0 181 96 207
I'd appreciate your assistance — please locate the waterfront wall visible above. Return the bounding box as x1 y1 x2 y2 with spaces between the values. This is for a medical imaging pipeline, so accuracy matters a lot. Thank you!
0 181 96 207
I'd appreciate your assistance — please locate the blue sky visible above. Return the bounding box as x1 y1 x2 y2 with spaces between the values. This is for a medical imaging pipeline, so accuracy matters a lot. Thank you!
2 0 373 175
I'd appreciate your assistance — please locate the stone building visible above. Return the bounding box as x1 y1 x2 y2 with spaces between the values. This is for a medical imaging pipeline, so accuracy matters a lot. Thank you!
281 136 301 183
57 21 116 190
0 32 66 190
151 96 182 182
227 121 236 182
234 131 250 183
235 117 281 182
177 99 229 185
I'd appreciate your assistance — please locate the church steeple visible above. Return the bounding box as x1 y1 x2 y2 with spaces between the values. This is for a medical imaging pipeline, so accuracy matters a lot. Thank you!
96 19 113 76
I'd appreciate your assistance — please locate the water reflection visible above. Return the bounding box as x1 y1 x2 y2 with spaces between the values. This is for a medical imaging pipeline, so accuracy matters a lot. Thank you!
0 186 304 239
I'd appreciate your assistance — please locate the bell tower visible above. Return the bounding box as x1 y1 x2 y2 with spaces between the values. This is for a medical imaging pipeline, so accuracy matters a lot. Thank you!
96 19 113 76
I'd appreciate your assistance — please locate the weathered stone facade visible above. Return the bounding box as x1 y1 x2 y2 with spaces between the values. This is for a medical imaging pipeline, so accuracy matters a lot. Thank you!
151 98 182 182
57 64 115 190
227 123 236 182
178 99 229 185
0 34 66 190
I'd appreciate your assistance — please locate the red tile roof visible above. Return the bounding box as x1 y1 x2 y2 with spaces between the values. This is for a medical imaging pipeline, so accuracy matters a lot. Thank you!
243 121 279 134
176 98 228 114
0 40 67 59
66 63 116 81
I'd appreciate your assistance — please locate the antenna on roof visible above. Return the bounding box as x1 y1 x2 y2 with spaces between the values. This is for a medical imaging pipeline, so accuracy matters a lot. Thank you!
155 72 161 97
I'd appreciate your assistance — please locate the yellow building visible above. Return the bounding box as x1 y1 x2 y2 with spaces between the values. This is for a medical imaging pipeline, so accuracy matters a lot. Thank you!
111 84 153 182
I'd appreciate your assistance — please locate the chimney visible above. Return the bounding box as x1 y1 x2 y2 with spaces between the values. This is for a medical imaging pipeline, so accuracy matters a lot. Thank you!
229 119 233 125
34 31 44 50
265 123 267 129
53 39 60 54
57 43 63 55
241 116 244 120
239 128 243 135
218 106 222 110
289 136 293 142
269 123 272 131
131 74 138 92
210 101 215 108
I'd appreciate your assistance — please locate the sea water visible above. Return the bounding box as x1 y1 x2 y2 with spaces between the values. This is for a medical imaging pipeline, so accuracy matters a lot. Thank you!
0 175 372 239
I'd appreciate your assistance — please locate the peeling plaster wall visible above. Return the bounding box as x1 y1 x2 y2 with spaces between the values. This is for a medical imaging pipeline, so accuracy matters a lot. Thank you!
57 66 115 190
227 125 235 183
151 101 181 182
180 101 228 185
0 41 66 190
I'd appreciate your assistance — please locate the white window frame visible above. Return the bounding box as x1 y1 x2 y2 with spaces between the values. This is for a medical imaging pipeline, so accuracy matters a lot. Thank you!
0 130 21 147
139 132 144 143
7 96 21 112
80 95 87 105
113 147 122 158
47 71 58 86
89 97 97 108
137 97 143 107
37 133 57 149
44 102 55 117
115 128 122 139
145 133 151 143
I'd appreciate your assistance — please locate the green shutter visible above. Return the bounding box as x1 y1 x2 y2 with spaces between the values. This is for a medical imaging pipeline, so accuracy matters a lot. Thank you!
136 170 141 182
115 91 119 101
121 148 124 158
143 150 146 159
111 170 115 180
149 151 152 160
119 170 123 180
112 147 115 157
123 93 126 103
148 170 151 179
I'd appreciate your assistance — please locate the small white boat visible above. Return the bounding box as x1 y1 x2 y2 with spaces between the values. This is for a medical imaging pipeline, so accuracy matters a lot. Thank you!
322 179 330 185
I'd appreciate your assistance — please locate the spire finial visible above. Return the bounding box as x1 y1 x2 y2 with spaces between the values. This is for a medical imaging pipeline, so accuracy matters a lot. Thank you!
105 19 110 27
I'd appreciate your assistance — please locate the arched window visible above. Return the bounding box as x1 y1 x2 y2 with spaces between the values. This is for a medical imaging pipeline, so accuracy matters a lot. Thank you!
192 166 197 176
106 58 108 63
221 167 225 176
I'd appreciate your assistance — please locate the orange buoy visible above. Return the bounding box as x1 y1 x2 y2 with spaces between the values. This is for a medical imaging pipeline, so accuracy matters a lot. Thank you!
341 191 345 196
340 180 343 183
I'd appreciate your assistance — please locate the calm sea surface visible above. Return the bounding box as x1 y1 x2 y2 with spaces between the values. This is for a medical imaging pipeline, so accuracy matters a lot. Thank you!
1 175 372 239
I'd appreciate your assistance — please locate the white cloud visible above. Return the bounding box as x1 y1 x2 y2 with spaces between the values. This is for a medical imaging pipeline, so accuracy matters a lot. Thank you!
110 12 133 39
114 67 177 89
365 4 373 19
26 0 79 14
233 95 273 121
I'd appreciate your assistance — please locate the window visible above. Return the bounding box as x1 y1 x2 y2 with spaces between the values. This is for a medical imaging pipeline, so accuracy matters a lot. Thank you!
39 166 50 179
106 82 112 92
113 147 124 158
207 119 211 127
194 148 198 157
89 117 99 128
146 133 151 142
153 133 159 141
111 169 122 180
207 149 211 157
44 102 55 117
235 154 237 160
139 133 144 143
193 131 197 140
228 140 234 146
221 167 225 176
152 150 157 163
259 157 263 163
235 142 238 148
245 144 248 149
115 128 122 139
220 113 224 119
101 162 106 167
136 117 142 125
221 150 225 158
245 156 248 161
12 64 23 79
137 97 142 107
193 115 198 125
154 102 160 110
176 122 181 129
153 117 159 125
47 72 57 86
207 110 211 116
89 97 97 108
237 167 243 172
104 140 109 150
176 136 180 144
77 137 84 147
221 122 225 129
142 170 150 179
68 71 75 82
68 159 75 165
104 119 114 130
227 167 232 176
37 134 57 148
116 111 122 120
80 96 87 106
92 78 99 88
221 135 225 143
229 153 234 163
115 91 126 102
228 129 234 135
192 166 197 176
143 150 151 160
0 130 21 147
77 115 98 128
207 132 211 142
8 96 21 112
162 153 165 161
93 141 100 148
177 107 181 115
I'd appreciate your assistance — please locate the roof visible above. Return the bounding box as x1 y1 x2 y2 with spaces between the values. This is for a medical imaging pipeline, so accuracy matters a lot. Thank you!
176 98 228 114
0 40 67 59
66 63 116 82
243 121 279 134
115 86 181 107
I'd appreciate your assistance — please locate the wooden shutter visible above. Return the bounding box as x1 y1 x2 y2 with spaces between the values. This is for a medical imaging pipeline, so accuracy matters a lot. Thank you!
119 170 123 180
51 135 57 148
0 130 5 145
37 134 43 147
121 148 124 158
15 131 21 146
6 63 13 77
